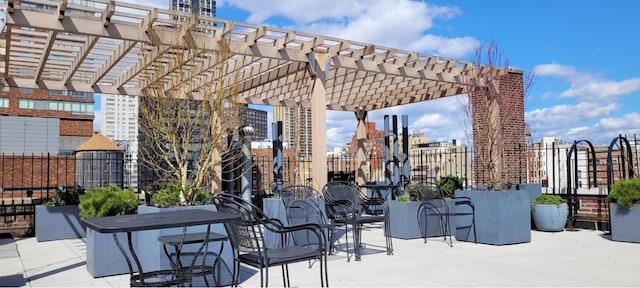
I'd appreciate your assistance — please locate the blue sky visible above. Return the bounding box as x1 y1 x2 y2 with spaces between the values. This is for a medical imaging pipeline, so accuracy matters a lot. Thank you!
112 0 640 149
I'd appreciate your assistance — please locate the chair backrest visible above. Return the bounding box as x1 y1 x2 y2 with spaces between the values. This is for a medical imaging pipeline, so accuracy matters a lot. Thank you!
322 181 362 218
287 185 319 199
212 193 267 253
286 198 328 248
286 198 328 226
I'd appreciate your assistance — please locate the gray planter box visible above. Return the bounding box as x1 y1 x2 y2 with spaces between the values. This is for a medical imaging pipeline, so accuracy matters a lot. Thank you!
518 183 542 202
35 205 85 242
135 205 234 286
518 183 543 229
454 189 531 245
86 227 136 277
388 200 449 239
531 203 568 232
610 203 640 243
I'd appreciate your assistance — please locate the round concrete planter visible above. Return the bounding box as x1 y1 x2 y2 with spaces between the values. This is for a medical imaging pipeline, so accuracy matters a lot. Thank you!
531 203 568 232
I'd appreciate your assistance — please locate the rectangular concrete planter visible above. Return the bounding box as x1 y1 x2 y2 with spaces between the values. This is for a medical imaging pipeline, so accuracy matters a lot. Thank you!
35 205 85 242
610 203 640 243
388 200 449 239
86 227 136 277
454 189 531 245
135 205 234 286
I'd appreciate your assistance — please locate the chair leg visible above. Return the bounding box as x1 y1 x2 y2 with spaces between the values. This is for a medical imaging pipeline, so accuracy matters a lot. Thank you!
354 223 362 261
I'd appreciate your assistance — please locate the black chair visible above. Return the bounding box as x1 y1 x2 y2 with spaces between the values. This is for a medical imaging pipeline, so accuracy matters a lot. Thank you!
212 193 328 287
322 181 393 261
418 185 477 247
286 198 339 258
157 231 229 286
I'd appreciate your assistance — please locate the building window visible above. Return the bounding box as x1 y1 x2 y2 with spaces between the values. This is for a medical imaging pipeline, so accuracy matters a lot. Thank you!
0 98 8 108
49 90 68 96
18 88 34 94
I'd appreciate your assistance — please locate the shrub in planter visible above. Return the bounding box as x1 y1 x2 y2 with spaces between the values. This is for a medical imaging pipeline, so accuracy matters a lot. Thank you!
606 178 640 208
79 185 139 219
531 194 568 232
435 175 464 198
45 185 85 207
606 178 640 243
79 185 140 277
151 183 211 208
397 194 410 202
36 186 87 242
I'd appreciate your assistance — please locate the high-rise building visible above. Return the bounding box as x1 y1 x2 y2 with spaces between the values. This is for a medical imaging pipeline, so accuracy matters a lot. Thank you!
172 0 216 17
100 94 139 189
273 106 312 159
242 107 268 141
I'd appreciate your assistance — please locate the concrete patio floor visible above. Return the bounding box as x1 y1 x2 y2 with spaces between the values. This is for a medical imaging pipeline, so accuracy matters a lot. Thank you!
1 225 639 287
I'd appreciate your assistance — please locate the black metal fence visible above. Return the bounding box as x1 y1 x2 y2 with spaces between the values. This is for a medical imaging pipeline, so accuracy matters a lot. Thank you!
1 135 638 208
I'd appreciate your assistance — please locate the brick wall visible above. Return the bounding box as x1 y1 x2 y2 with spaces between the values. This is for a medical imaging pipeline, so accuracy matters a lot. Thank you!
471 70 526 186
0 155 75 189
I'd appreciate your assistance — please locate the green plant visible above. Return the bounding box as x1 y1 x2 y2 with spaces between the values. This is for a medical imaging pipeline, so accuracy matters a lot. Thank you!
436 175 464 198
397 194 409 202
45 185 85 207
152 183 211 207
606 178 640 208
407 183 439 200
78 185 140 219
532 194 566 206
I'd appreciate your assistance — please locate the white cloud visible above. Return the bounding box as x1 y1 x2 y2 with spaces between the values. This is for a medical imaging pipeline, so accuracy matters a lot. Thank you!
526 102 619 131
598 113 640 131
533 63 640 101
408 35 480 58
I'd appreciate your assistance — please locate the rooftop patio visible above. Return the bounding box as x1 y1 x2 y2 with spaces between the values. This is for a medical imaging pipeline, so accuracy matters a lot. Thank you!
2 225 639 287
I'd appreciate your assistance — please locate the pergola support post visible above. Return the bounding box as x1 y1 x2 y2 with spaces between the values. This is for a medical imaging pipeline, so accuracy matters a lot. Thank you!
355 109 368 186
309 52 329 192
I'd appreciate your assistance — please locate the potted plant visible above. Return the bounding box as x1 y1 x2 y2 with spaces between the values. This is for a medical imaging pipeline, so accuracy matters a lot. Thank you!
435 175 464 198
606 177 640 243
79 185 140 277
35 186 86 242
531 194 568 232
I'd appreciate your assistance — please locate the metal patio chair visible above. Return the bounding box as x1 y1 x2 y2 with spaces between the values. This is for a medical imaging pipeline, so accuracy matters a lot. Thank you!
418 185 477 247
322 181 393 261
212 193 328 287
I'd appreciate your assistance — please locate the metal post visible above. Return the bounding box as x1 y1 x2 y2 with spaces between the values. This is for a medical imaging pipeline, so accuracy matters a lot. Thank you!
392 115 399 199
272 121 284 196
240 125 254 204
383 115 391 185
400 115 410 194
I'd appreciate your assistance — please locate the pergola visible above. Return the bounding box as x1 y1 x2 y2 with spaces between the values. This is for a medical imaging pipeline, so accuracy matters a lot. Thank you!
0 0 495 191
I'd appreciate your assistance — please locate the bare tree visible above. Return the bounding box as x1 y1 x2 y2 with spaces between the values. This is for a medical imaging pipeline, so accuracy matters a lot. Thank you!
464 42 534 190
138 15 243 205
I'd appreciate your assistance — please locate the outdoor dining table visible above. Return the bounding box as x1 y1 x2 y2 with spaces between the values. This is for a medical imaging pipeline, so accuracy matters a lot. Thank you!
81 209 239 287
359 183 399 200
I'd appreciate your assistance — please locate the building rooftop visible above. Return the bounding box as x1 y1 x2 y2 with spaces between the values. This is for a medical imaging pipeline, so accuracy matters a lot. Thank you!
1 226 638 287
75 133 123 152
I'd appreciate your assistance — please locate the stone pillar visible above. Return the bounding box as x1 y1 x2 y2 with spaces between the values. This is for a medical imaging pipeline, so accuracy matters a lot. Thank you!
471 70 526 188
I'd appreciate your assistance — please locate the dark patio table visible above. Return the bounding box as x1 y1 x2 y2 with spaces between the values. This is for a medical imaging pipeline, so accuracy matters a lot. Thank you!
82 209 239 287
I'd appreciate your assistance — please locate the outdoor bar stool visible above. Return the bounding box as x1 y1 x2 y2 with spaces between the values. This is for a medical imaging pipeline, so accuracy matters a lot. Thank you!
158 231 229 286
